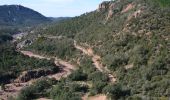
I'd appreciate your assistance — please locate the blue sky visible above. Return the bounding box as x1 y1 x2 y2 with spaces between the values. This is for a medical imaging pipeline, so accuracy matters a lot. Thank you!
0 0 106 17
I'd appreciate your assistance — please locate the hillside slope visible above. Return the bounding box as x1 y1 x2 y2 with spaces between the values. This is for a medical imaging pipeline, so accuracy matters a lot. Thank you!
0 5 50 26
10 0 170 99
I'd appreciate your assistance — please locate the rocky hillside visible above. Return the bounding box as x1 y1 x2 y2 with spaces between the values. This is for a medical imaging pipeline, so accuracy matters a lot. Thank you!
2 0 170 100
0 5 50 26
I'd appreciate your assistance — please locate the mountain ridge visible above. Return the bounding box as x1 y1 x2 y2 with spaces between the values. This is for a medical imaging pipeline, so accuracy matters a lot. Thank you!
0 4 51 26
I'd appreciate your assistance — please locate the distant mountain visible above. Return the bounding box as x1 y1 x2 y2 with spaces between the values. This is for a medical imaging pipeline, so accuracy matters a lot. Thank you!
0 5 51 26
49 17 72 22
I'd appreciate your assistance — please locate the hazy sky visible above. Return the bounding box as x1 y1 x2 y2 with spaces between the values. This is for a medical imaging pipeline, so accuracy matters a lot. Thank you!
0 0 106 17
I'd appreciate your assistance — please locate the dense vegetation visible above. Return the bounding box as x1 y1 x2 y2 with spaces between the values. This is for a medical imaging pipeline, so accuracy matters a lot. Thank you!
0 0 169 99
26 37 77 60
22 0 170 99
39 11 105 38
16 56 114 100
155 0 170 7
16 78 57 100
0 28 20 43
0 33 13 43
17 55 131 100
0 43 58 84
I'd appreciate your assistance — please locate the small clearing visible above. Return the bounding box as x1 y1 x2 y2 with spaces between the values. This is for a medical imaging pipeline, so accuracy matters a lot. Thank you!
82 94 107 100
124 64 134 70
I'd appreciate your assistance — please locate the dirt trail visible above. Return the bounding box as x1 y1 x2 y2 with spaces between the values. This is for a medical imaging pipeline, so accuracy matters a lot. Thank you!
82 94 107 100
20 51 50 59
0 51 76 100
20 50 76 80
74 41 116 83
0 81 33 100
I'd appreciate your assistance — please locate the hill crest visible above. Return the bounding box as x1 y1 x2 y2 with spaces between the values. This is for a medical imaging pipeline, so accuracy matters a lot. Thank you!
0 5 50 26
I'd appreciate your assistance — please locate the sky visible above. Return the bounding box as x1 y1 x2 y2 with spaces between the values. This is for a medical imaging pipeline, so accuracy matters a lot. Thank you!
0 0 106 17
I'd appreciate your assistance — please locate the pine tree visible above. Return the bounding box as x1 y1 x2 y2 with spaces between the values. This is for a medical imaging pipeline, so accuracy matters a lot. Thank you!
1 84 5 91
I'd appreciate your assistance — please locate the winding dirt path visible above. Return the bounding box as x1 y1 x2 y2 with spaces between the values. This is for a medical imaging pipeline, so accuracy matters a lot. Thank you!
20 50 76 80
0 51 76 100
0 36 116 100
20 51 50 59
74 41 116 83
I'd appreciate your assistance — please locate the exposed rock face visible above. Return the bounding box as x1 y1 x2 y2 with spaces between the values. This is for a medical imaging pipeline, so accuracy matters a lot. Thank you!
98 1 145 22
97 1 111 12
16 39 32 49
106 3 116 21
127 9 143 21
121 3 135 13
97 1 117 21
15 67 59 82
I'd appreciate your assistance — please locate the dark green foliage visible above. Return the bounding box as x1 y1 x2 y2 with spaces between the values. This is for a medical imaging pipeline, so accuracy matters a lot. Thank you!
27 37 76 60
0 43 58 84
154 0 170 7
69 70 87 81
90 81 107 95
79 56 96 74
103 53 129 71
41 11 105 38
0 28 19 43
50 81 83 100
70 83 88 93
0 33 13 43
0 83 5 91
17 86 34 100
17 78 56 100
88 71 109 82
103 84 130 99
49 17 72 22
88 71 109 95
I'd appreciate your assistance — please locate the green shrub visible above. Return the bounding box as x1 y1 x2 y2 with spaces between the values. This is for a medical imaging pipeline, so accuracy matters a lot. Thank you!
103 53 129 71
70 83 88 93
155 0 170 7
17 78 56 100
88 71 109 82
103 84 130 99
90 81 107 95
50 82 82 100
0 44 58 84
69 70 87 81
